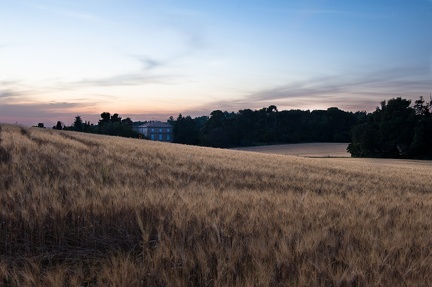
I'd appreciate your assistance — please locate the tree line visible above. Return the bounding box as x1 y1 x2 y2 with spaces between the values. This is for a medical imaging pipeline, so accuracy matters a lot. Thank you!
44 96 432 160
47 106 362 147
170 106 363 148
52 112 140 138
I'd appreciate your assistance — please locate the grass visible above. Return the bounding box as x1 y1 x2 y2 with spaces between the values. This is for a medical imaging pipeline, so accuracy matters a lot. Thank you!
1 123 432 286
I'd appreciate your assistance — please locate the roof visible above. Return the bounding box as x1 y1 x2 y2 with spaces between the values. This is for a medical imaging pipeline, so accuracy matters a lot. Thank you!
135 121 173 128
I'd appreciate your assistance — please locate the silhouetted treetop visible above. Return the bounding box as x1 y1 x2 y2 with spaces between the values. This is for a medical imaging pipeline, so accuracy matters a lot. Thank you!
348 96 432 159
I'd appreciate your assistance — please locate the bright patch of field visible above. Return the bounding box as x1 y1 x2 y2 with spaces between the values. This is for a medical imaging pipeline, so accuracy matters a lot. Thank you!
233 142 350 157
1 124 432 286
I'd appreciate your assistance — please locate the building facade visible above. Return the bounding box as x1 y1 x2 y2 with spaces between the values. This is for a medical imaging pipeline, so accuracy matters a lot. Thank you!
133 121 173 142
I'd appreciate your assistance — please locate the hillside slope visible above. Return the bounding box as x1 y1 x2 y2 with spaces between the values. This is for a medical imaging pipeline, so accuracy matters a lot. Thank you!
1 124 432 286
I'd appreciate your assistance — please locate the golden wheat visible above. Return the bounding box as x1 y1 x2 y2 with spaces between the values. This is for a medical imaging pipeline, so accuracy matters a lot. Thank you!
233 142 350 158
0 123 432 286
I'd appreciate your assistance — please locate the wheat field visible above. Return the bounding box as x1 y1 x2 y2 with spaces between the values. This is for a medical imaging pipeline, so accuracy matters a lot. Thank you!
233 143 350 158
1 123 432 286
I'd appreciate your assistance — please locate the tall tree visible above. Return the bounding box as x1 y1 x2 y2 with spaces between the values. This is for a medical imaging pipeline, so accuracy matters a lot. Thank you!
73 116 83 132
347 97 427 158
202 110 230 147
53 121 63 130
111 113 122 123
99 112 111 124
173 114 199 145
414 96 431 116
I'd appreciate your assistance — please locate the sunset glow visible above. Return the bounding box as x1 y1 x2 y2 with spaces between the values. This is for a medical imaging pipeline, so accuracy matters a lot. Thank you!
0 0 431 126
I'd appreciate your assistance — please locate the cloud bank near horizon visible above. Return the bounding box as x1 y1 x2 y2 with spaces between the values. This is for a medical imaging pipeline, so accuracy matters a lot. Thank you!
2 65 430 127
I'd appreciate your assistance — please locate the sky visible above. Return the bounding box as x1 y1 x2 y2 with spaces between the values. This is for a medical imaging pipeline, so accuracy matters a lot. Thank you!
0 0 431 126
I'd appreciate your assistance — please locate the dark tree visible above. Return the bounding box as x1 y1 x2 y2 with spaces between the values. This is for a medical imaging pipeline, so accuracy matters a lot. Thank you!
54 121 63 130
100 112 111 124
201 110 231 147
94 113 139 137
167 116 175 126
236 109 259 145
173 114 200 145
206 110 225 131
267 105 278 131
256 105 279 143
73 116 83 132
347 97 432 159
121 117 133 128
111 113 122 123
414 96 431 116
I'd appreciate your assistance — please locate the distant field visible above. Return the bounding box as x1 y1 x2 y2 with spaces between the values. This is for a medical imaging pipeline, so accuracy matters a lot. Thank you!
233 142 350 157
1 124 432 286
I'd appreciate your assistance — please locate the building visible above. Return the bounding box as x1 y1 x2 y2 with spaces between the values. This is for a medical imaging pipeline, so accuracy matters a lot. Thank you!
133 121 173 142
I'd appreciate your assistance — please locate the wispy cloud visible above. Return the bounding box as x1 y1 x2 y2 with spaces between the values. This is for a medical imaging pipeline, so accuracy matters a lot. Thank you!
0 101 98 126
158 7 210 58
70 73 179 88
0 52 183 125
0 89 25 101
251 68 430 102
56 53 184 88
0 84 98 109
55 10 99 21
129 55 164 72
187 67 432 114
294 9 373 16
0 80 102 126
262 7 387 19
0 82 39 103
29 3 103 22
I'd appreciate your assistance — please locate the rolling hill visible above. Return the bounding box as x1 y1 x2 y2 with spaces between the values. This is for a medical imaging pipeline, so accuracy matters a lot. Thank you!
1 123 432 286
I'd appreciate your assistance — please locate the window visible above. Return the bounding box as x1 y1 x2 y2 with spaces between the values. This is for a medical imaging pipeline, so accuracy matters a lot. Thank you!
151 134 155 140
151 128 154 132
167 135 170 141
167 128 170 132
159 134 163 141
159 128 163 132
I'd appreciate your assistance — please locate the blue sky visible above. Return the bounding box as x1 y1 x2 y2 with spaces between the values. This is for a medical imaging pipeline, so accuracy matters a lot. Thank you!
0 0 431 126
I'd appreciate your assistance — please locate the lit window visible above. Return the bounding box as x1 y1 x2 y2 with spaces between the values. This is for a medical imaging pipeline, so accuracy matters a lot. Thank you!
167 135 170 141
167 128 170 132
151 134 155 140
159 134 162 140
160 128 163 132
